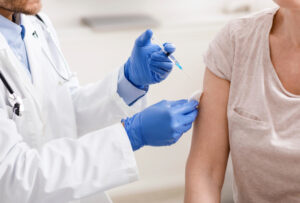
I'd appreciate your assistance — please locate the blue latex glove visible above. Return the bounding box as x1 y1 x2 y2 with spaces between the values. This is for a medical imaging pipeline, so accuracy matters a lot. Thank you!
124 29 176 89
123 100 199 151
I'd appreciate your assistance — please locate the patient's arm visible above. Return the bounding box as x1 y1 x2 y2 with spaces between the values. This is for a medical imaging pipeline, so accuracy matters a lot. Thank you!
185 68 230 203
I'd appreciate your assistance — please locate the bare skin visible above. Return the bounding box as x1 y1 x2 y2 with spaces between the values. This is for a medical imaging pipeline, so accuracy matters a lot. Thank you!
270 7 300 95
0 0 41 21
185 0 300 202
185 69 230 203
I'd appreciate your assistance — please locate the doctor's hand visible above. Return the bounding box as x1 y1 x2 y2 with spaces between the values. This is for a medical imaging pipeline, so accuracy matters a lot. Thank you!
124 29 176 89
122 100 199 151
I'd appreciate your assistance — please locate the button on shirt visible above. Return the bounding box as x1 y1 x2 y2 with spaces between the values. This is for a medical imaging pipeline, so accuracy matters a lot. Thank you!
0 14 30 75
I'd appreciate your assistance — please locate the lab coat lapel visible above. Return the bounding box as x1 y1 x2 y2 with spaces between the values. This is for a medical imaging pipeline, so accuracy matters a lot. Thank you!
21 14 64 123
21 15 46 114
22 15 60 87
22 15 43 87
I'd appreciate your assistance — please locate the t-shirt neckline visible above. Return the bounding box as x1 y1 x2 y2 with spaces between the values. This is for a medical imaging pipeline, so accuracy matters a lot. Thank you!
265 7 300 98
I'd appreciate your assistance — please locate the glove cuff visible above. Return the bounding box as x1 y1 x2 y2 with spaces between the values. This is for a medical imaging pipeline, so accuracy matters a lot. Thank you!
122 114 144 151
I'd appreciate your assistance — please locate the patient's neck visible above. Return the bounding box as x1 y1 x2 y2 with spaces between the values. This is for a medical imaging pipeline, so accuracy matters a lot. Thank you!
273 8 300 47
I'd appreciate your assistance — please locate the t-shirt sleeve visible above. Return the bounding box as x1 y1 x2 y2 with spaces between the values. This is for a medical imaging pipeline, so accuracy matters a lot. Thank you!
203 23 234 81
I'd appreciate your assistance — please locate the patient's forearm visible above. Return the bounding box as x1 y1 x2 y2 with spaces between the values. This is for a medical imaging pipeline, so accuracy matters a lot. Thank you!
185 147 227 203
185 168 222 203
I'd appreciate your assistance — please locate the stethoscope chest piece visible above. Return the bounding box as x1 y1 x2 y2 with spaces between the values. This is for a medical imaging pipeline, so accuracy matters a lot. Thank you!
8 93 24 117
0 71 24 117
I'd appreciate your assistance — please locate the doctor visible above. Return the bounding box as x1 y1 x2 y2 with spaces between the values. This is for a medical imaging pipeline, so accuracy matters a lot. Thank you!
0 0 198 203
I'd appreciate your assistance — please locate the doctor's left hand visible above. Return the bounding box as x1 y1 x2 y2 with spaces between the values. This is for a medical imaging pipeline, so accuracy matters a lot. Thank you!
124 29 176 89
122 99 199 151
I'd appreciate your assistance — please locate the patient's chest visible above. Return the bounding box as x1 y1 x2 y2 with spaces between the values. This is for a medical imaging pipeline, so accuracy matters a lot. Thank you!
269 33 300 96
227 47 300 202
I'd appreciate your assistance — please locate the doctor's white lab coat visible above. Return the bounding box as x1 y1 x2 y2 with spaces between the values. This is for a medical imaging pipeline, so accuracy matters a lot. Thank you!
0 13 145 203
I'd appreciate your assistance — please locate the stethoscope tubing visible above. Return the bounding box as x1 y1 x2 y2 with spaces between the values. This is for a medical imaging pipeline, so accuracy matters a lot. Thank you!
36 17 72 82
0 71 14 95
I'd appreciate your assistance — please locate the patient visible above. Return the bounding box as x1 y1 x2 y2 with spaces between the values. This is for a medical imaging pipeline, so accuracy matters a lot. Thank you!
185 0 300 202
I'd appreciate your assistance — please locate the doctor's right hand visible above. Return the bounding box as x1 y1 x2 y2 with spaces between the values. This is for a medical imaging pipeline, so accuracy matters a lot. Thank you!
124 29 176 89
122 100 199 151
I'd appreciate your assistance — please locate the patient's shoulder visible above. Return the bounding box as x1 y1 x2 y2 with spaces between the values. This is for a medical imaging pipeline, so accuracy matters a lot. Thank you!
203 8 278 81
227 8 278 39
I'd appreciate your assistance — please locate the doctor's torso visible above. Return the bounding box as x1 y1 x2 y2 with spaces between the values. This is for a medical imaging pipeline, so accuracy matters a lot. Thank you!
0 13 78 149
0 12 142 203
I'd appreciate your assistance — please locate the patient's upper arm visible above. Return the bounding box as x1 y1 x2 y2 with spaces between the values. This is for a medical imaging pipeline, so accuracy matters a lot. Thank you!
187 67 230 184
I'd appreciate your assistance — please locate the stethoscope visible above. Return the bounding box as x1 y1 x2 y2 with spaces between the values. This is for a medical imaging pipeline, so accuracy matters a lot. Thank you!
0 14 72 117
0 72 24 117
35 14 73 82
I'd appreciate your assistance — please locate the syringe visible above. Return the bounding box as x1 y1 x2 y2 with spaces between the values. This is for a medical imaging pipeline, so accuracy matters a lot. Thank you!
152 35 191 79
152 36 183 70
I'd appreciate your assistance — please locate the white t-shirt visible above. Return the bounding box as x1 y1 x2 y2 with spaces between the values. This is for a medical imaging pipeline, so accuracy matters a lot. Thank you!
204 7 300 203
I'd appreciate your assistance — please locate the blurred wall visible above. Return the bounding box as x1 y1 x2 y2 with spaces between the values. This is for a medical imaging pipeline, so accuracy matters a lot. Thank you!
41 0 275 202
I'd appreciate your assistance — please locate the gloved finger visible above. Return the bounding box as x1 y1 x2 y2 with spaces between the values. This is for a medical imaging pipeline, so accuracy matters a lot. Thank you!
163 43 176 54
169 99 189 107
135 29 153 47
165 138 178 146
157 72 170 81
150 60 173 72
181 110 198 125
153 72 169 83
151 51 172 62
181 123 193 134
173 131 186 143
176 100 199 114
155 70 171 81
150 66 168 75
148 44 162 53
149 58 171 74
153 73 163 83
